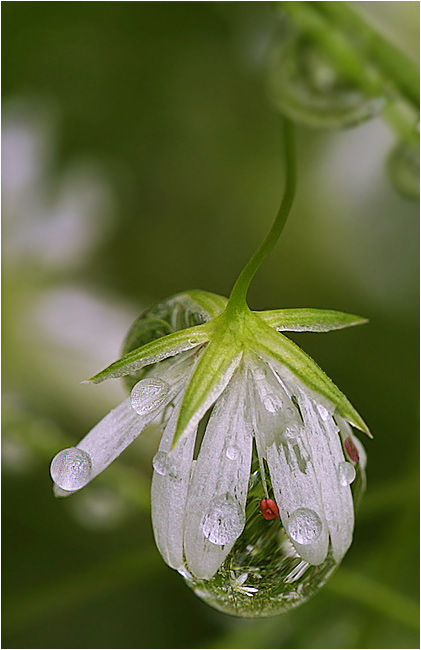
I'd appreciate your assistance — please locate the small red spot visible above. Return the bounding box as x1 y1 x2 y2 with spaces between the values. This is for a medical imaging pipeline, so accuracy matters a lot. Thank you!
260 498 280 520
345 437 359 463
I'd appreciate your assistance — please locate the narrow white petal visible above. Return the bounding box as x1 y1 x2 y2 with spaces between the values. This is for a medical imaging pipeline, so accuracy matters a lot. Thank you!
50 351 198 493
249 359 329 565
297 391 354 563
184 371 253 579
151 395 198 570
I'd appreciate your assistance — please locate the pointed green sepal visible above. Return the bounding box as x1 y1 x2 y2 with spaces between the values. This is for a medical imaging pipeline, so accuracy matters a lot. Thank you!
254 317 371 436
87 322 214 384
258 308 368 332
172 338 242 449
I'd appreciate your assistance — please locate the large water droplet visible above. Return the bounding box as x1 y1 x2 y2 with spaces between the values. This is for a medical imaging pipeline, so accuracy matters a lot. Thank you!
50 447 92 491
152 451 168 476
131 378 169 415
182 457 338 616
202 495 245 545
287 508 323 545
338 461 356 486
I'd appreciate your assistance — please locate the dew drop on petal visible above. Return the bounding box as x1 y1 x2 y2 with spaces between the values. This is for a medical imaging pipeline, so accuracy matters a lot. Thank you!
287 508 323 545
226 445 240 460
152 451 168 476
202 495 245 545
131 378 170 415
50 447 92 491
338 461 356 486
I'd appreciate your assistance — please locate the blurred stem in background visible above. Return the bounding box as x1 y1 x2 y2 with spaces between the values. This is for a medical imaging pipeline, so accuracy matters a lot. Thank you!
276 0 419 141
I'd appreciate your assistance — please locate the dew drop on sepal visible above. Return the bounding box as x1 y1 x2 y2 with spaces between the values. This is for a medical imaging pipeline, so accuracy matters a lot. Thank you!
267 30 386 130
181 454 365 617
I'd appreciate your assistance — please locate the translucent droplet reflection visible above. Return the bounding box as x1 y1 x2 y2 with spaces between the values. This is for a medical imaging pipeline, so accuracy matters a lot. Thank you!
152 451 168 476
131 378 169 415
338 461 356 486
50 447 92 491
287 508 323 545
202 495 245 545
182 464 339 617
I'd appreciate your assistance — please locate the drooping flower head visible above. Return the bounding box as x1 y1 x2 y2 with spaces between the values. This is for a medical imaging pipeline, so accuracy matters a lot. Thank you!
50 119 370 616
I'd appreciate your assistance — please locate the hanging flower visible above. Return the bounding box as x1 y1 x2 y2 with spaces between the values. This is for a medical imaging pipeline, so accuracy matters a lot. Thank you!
50 118 370 616
50 289 368 616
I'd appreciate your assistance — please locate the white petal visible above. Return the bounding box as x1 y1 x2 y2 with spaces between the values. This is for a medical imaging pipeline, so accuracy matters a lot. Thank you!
297 391 354 563
50 352 198 493
151 395 198 570
249 359 329 565
184 371 253 579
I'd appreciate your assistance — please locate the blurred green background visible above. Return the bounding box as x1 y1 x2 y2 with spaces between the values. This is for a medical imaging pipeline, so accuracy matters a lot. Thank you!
2 2 419 648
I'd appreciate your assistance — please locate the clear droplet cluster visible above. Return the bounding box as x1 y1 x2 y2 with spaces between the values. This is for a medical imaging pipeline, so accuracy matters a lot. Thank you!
181 451 364 617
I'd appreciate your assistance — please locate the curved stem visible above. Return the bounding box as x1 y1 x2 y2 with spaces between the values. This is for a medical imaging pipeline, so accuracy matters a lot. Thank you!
227 117 297 311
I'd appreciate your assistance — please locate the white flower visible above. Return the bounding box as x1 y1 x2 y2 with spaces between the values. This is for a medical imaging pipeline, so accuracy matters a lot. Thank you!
50 290 369 581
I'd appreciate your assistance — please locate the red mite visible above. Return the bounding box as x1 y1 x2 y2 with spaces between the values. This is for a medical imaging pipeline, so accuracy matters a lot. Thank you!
260 498 280 520
345 437 360 463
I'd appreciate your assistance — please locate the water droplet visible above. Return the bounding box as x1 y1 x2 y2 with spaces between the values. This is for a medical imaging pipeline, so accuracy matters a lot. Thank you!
202 495 245 545
50 447 92 491
181 456 338 616
188 337 199 345
287 508 323 545
152 451 168 476
225 445 240 460
338 461 356 486
263 394 281 413
253 368 266 381
131 378 169 415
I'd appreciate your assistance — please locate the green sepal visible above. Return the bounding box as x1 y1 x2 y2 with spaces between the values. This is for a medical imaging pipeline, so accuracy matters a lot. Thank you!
258 308 368 332
172 337 242 449
253 316 371 436
87 322 214 384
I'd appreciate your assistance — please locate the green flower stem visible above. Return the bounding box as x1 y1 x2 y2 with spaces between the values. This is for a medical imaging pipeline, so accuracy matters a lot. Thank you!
314 1 420 108
227 116 296 312
277 1 419 111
